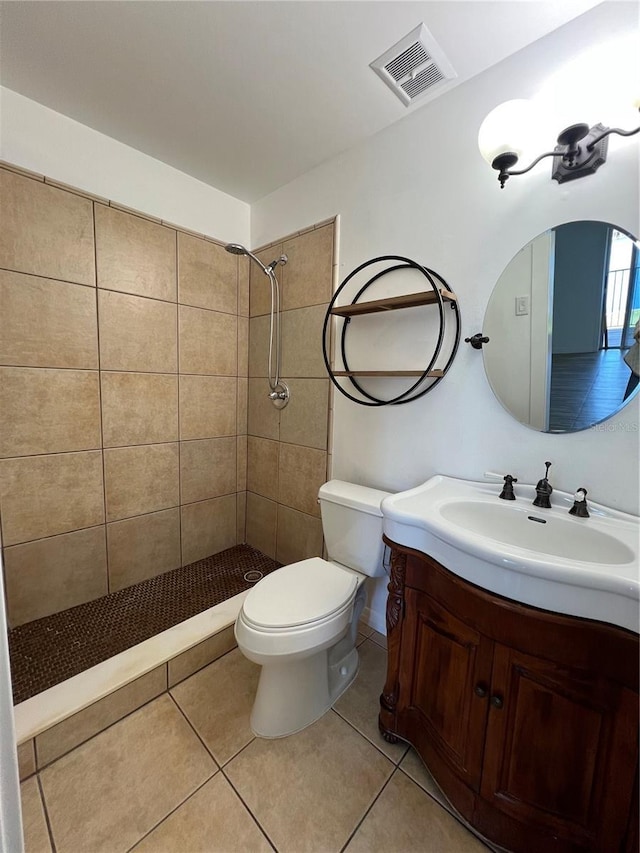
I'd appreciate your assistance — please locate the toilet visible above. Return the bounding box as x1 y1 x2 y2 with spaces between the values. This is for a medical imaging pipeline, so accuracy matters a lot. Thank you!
235 479 391 738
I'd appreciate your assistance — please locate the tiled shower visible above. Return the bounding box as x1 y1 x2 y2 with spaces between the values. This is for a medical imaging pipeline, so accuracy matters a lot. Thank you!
0 162 334 652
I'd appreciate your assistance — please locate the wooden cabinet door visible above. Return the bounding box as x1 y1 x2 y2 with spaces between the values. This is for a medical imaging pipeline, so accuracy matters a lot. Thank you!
398 588 493 791
481 642 639 852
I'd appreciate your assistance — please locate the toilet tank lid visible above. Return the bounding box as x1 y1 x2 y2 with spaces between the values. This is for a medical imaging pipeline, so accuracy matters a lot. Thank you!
318 480 392 517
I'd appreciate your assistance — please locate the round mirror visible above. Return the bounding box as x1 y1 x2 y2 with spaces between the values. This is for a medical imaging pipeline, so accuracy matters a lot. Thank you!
483 221 640 432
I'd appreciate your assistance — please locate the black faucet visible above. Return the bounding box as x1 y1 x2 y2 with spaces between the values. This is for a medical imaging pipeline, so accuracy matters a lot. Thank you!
533 461 553 509
569 487 590 518
499 474 517 500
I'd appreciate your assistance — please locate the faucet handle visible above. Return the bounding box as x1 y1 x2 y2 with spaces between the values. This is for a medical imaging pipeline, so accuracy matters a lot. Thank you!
499 474 518 501
569 488 590 518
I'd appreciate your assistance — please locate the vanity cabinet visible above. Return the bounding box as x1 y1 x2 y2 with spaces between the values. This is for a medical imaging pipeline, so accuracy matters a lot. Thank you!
379 539 639 853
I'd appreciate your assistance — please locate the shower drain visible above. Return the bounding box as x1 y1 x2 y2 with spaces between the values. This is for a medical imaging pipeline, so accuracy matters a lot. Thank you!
243 570 264 583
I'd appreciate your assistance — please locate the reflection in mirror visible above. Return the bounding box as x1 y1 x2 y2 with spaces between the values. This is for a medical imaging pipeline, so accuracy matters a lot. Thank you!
483 222 640 432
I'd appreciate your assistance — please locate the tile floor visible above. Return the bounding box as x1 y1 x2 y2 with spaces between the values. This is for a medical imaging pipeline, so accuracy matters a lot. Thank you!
21 627 490 853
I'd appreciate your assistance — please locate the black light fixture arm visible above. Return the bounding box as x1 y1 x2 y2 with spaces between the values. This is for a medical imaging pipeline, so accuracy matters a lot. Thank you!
493 149 559 189
587 121 640 149
491 109 640 189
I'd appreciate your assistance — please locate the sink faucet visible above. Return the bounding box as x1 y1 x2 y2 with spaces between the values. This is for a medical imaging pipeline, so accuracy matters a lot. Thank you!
533 461 553 509
569 487 590 518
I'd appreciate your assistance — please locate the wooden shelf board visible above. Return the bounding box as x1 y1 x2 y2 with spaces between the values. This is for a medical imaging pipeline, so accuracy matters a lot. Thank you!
331 289 456 317
333 370 444 377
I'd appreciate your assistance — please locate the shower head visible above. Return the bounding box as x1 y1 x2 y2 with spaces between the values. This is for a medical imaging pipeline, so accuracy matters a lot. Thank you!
224 242 269 275
224 243 248 256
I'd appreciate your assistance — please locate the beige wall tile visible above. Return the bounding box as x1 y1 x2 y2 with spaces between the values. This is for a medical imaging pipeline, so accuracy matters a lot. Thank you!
0 451 104 545
238 257 250 316
107 508 181 591
180 437 236 505
168 625 236 687
247 378 280 440
248 315 270 378
0 367 101 457
104 443 179 521
245 493 277 559
237 435 247 491
101 372 178 447
247 436 279 501
39 695 215 853
282 224 334 311
36 666 167 767
180 494 236 565
177 232 237 314
279 377 329 450
179 375 236 440
278 442 327 517
0 271 98 369
0 169 95 285
20 777 53 853
98 290 177 373
237 490 246 544
238 316 249 376
281 304 328 378
276 505 323 565
179 306 237 375
17 740 36 781
4 526 108 626
249 245 283 317
237 377 248 435
95 204 177 302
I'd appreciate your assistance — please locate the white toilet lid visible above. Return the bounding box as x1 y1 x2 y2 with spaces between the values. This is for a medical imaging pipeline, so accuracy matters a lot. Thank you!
242 558 358 629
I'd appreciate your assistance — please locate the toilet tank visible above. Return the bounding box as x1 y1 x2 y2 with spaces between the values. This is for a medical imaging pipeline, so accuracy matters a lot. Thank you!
318 480 392 577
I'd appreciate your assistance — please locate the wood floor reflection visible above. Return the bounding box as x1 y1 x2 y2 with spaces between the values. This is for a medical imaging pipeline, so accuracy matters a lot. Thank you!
549 349 631 432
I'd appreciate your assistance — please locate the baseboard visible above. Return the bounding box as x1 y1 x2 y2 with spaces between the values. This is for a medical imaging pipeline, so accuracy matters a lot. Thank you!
361 605 386 636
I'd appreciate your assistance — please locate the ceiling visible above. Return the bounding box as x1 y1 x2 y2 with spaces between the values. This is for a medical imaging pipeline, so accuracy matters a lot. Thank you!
0 1 605 202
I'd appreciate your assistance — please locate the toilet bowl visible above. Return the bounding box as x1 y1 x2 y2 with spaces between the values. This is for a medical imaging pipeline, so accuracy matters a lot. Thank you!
235 480 391 738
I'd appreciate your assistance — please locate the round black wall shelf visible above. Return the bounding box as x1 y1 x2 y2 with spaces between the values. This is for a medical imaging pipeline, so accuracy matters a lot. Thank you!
322 255 461 406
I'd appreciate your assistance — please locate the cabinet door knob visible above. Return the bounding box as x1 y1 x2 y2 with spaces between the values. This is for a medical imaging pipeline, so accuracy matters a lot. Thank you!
474 684 488 698
490 694 504 709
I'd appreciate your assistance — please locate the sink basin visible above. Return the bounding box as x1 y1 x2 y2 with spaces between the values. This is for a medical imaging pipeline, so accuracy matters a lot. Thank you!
381 475 640 632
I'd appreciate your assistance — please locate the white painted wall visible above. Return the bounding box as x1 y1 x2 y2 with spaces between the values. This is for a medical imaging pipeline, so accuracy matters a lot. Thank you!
0 87 250 244
0 554 23 853
252 3 640 631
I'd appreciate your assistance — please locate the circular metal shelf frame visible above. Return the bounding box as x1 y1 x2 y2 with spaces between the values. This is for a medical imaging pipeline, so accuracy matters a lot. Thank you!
322 255 461 406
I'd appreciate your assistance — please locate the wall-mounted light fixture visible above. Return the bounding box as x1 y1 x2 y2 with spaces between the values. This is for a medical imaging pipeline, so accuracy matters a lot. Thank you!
478 98 640 189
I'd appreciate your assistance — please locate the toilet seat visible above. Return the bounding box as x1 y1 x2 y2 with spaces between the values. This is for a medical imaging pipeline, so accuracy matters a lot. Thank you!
242 558 358 630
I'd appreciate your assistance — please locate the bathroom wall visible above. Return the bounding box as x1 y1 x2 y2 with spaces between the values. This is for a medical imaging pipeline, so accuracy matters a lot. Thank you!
251 3 639 629
245 221 335 564
0 87 250 244
0 164 249 627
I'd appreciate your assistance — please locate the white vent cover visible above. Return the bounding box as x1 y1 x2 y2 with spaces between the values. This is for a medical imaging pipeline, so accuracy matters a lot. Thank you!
370 23 457 107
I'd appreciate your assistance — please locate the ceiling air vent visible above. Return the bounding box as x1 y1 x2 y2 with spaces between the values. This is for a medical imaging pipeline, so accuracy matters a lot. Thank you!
370 23 457 107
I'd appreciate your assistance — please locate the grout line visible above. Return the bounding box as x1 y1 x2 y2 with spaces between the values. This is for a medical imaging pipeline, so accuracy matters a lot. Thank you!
330 705 407 766
175 230 184 570
123 775 215 853
0 266 95 289
36 772 58 853
221 767 278 853
93 201 111 595
338 765 397 853
167 691 222 768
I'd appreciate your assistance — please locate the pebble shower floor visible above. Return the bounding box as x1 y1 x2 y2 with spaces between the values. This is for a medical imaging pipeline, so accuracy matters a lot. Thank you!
8 544 280 704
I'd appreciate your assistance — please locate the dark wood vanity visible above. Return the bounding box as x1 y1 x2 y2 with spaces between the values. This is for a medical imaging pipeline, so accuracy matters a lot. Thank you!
379 537 639 853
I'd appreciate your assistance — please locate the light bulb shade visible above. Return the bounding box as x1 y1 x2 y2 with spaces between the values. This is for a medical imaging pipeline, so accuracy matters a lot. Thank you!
478 99 537 166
